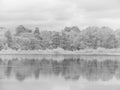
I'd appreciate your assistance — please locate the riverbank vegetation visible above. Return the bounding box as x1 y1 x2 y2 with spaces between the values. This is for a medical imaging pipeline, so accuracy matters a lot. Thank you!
0 25 120 52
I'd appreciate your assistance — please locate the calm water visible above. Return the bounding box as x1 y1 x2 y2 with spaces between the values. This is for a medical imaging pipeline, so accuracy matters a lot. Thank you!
1 55 120 90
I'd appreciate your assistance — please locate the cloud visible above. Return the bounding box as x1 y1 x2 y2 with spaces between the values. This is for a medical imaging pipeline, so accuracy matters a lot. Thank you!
0 0 120 30
66 0 120 11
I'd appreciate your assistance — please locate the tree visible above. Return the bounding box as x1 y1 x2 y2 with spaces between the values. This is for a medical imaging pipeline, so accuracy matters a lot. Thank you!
13 36 31 50
78 26 117 49
40 31 53 49
63 26 81 50
5 30 13 48
29 38 42 50
80 26 101 49
34 27 42 40
60 33 71 50
0 42 4 50
34 27 40 35
15 25 32 35
51 32 61 49
99 27 117 48
64 26 80 32
114 29 120 48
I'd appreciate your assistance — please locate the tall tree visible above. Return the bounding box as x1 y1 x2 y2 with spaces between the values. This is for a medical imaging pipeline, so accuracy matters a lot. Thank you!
60 33 71 50
34 27 42 40
51 32 61 49
15 25 32 35
34 27 40 35
5 30 13 48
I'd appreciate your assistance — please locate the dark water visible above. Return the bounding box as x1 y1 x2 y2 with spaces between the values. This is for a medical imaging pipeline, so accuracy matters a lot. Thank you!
1 56 120 90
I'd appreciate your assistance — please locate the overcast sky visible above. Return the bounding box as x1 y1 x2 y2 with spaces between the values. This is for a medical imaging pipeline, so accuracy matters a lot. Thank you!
0 0 120 30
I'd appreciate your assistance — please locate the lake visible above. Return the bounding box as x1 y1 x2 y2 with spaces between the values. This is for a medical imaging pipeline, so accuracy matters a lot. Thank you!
0 55 120 90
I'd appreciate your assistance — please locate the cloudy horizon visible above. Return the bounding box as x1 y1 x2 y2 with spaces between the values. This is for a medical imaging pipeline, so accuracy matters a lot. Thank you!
0 0 120 30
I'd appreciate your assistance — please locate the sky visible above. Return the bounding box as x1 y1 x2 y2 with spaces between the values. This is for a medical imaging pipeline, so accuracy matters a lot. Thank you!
0 0 120 30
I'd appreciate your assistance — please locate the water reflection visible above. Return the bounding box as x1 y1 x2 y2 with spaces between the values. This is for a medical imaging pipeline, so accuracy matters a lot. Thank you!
0 57 120 81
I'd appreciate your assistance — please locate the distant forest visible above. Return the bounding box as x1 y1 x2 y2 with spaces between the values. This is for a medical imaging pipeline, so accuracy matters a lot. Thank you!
1 25 120 51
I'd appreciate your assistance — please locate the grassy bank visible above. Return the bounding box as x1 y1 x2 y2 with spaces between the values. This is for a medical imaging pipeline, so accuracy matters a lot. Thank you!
0 48 120 55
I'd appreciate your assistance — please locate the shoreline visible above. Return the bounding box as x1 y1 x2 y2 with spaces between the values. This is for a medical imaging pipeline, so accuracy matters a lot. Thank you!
0 49 120 56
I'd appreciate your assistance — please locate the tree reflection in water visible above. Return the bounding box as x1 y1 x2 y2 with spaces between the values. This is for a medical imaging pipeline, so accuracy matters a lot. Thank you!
0 58 120 81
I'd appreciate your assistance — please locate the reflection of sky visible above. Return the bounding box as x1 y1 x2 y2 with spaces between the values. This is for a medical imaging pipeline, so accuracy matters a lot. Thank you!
1 78 120 90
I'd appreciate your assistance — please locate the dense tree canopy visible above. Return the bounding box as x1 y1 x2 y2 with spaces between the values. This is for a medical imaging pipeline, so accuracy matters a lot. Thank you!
1 25 120 51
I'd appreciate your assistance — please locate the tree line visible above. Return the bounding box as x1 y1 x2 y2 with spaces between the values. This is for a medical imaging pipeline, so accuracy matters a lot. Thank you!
1 25 120 51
